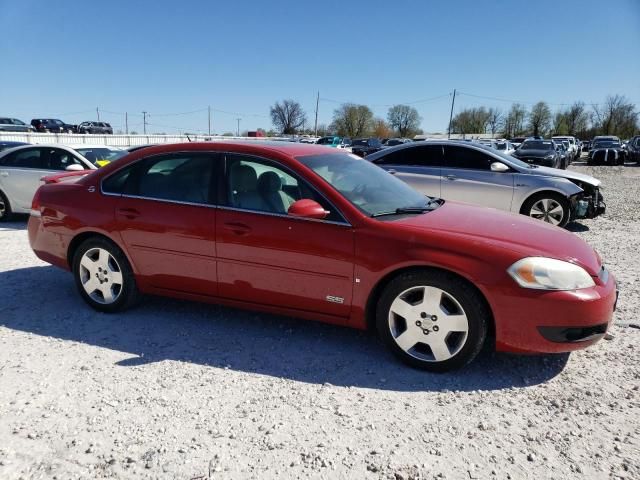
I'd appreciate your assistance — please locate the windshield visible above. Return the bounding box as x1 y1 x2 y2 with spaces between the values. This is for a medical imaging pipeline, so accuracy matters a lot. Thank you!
521 140 553 150
593 141 620 148
386 139 403 146
298 153 433 217
75 148 127 164
496 143 507 150
317 137 337 145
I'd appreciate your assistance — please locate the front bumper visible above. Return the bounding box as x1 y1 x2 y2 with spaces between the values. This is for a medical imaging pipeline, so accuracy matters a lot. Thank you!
570 187 605 220
491 269 617 354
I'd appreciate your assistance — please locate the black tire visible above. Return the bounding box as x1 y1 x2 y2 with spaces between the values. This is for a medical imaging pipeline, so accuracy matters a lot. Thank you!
521 191 571 228
72 237 139 313
376 270 489 372
0 190 12 222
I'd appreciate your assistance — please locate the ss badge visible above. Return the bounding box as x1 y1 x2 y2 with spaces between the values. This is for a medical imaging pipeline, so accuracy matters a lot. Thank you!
325 295 344 304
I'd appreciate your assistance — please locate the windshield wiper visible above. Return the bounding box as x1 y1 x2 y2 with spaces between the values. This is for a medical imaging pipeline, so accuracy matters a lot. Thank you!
371 200 441 217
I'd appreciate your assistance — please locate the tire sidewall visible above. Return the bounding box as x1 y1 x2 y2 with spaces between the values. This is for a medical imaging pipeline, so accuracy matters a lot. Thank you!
72 237 138 313
376 270 488 372
0 190 12 222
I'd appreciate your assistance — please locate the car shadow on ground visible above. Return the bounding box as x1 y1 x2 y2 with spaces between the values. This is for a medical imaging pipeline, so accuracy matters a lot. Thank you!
0 215 28 231
566 221 590 232
0 266 570 393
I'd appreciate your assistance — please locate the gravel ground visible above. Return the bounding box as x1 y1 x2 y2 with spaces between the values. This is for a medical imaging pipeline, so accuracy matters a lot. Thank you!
0 160 638 480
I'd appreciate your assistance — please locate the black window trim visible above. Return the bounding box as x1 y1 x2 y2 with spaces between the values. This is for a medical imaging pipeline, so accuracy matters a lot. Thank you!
219 152 352 227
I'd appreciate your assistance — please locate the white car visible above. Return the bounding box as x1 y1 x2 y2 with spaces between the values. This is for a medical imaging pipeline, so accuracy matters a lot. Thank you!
0 144 96 220
495 140 515 155
552 136 578 161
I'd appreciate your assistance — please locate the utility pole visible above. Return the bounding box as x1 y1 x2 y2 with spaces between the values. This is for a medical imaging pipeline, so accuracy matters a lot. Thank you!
125 112 128 135
208 105 211 136
314 91 319 136
96 107 100 121
142 111 148 134
236 118 241 137
448 89 456 139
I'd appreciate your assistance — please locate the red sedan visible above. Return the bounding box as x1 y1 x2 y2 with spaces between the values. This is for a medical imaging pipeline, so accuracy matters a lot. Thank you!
28 142 617 372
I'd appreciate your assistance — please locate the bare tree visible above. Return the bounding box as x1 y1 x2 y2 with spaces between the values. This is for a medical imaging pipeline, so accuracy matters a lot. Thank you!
270 99 307 134
450 107 490 136
372 118 393 138
592 95 638 137
331 104 374 137
387 104 422 137
502 103 528 138
486 107 502 136
528 101 552 137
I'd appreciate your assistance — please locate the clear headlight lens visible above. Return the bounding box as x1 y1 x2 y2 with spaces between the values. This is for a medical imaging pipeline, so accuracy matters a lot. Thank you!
508 257 595 290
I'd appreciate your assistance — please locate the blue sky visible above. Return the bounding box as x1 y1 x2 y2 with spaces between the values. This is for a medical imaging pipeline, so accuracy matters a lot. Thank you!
1 0 639 135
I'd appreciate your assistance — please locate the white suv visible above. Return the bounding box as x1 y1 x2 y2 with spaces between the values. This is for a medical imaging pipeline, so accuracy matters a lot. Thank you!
552 136 578 161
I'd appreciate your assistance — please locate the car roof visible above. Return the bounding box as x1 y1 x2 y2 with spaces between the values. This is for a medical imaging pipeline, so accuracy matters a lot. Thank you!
66 144 124 149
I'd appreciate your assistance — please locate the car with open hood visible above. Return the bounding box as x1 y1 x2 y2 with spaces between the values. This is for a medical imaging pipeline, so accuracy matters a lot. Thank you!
28 142 616 372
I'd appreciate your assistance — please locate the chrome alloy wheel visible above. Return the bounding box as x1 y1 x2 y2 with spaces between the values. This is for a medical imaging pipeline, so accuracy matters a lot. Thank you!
79 248 124 304
388 286 469 362
529 198 564 226
0 197 5 219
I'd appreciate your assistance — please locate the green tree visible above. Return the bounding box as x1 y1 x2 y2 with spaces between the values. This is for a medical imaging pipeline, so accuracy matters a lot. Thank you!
331 104 374 137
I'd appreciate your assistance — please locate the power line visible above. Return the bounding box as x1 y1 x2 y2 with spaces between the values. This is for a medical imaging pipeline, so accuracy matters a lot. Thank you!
456 91 607 107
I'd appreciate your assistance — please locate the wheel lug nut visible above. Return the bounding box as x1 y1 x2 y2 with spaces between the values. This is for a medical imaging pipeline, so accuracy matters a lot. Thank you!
431 315 438 321
423 330 429 335
415 320 422 327
420 312 427 319
433 325 439 332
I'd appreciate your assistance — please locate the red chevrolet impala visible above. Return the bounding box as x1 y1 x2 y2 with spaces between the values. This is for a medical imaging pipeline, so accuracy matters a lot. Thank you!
28 142 617 371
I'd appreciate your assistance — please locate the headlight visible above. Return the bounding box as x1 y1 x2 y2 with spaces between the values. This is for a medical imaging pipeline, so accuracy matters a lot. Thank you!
507 257 595 290
545 154 555 159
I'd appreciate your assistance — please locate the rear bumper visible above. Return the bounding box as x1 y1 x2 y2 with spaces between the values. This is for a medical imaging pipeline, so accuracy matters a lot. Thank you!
492 271 617 354
28 215 70 270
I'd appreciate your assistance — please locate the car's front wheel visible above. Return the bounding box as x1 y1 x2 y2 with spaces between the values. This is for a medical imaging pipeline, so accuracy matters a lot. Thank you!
0 190 12 222
376 270 488 372
72 237 139 312
521 192 570 227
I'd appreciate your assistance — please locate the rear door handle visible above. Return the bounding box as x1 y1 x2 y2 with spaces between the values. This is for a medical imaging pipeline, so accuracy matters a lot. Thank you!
117 207 141 219
444 175 457 181
223 222 251 236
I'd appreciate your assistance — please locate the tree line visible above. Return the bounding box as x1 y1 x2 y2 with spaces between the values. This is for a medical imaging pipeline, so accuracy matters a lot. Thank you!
269 100 423 138
450 95 639 139
268 95 638 139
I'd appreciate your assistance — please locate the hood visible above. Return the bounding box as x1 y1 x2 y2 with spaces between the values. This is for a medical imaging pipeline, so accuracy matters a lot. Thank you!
526 166 601 187
387 201 601 275
513 149 554 158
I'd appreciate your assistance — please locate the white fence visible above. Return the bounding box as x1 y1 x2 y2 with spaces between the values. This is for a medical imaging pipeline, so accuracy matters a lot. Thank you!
0 132 273 147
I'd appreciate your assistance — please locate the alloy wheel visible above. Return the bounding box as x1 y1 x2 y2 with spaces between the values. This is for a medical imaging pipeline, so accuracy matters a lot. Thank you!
79 247 124 304
388 286 469 362
529 198 564 226
0 198 5 219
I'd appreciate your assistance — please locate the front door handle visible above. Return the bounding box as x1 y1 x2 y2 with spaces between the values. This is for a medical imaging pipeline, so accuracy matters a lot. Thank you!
444 175 457 181
387 168 397 175
223 222 251 236
117 207 141 219
0 171 8 177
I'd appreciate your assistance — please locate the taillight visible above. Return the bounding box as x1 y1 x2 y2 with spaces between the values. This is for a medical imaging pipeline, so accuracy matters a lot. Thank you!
30 187 42 217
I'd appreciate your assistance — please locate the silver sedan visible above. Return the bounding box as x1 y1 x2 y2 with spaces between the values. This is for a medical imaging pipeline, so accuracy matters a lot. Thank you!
366 140 605 227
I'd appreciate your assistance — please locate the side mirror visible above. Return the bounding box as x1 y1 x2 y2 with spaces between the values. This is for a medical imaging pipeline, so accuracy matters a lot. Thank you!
490 162 509 173
65 164 84 171
288 199 329 220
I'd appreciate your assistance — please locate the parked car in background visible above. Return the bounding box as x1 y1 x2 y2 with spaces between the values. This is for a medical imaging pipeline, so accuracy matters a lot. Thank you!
0 117 35 133
350 138 384 157
625 135 640 164
367 140 604 227
316 136 352 149
587 136 626 166
0 141 30 153
495 140 515 155
554 141 571 169
77 121 113 134
383 138 412 147
552 136 578 161
510 136 526 149
67 145 127 167
0 144 96 220
31 118 77 134
582 139 592 152
512 139 562 168
476 139 498 149
28 141 616 372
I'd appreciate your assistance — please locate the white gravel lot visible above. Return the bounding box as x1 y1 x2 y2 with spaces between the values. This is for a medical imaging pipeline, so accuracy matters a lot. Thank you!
0 161 638 480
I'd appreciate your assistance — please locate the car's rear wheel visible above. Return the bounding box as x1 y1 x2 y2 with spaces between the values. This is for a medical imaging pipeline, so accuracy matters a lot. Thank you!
0 190 12 221
522 192 570 227
376 270 488 372
72 237 139 312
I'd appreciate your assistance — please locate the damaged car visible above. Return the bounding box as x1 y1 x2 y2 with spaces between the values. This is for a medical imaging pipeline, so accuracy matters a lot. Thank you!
587 136 626 166
367 140 605 228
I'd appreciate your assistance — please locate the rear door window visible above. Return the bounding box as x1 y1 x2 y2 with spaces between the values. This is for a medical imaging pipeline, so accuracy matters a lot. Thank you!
0 148 46 169
373 145 444 167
